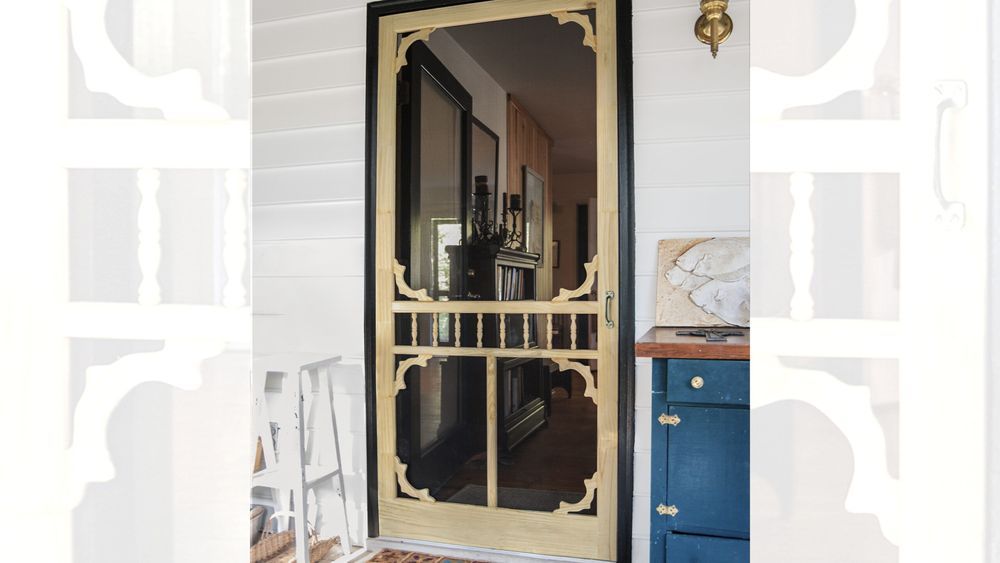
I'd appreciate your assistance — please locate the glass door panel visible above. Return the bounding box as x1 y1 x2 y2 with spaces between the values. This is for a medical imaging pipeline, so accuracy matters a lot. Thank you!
395 355 487 507
496 360 599 514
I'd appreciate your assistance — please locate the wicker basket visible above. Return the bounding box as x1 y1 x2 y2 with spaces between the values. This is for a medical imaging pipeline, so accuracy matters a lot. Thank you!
250 512 301 563
252 512 342 563
307 537 341 563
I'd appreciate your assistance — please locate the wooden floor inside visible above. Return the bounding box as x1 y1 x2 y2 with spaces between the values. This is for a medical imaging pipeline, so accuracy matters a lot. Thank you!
435 371 598 510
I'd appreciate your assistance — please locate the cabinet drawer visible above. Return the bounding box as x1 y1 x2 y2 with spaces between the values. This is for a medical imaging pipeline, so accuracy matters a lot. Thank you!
664 359 748 406
665 533 748 562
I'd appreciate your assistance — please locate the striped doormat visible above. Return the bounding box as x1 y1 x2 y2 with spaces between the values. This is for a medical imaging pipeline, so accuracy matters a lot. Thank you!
367 549 486 563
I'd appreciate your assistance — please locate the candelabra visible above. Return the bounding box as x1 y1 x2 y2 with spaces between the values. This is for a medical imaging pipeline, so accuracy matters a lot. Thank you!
471 175 524 251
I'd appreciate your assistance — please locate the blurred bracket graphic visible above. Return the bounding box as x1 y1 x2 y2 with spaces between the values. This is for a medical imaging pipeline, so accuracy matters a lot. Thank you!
750 0 901 548
65 0 229 119
753 353 900 545
59 0 251 509
67 339 225 505
750 0 893 118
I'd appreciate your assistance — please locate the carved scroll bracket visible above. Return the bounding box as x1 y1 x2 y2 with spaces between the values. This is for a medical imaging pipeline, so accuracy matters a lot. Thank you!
393 259 433 301
551 11 597 53
393 355 432 396
554 471 598 515
553 358 598 405
394 456 436 502
553 255 598 302
395 28 436 74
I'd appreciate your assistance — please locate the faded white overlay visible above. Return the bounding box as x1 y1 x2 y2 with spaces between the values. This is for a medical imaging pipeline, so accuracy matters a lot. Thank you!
0 0 996 561
0 1 250 561
752 0 994 562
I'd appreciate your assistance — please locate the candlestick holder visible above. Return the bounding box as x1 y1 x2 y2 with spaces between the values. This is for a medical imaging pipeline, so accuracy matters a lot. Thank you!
470 177 524 251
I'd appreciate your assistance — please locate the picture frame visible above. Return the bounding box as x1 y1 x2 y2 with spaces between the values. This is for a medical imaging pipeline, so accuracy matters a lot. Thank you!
522 165 545 260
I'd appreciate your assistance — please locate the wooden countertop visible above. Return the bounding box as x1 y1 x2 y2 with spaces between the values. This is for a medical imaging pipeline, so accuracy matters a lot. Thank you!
634 327 749 360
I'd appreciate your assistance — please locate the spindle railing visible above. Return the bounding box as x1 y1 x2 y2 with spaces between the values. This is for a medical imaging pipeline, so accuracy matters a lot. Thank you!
389 255 601 514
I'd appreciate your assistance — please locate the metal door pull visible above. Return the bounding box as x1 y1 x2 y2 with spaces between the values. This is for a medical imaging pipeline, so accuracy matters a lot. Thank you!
932 80 967 228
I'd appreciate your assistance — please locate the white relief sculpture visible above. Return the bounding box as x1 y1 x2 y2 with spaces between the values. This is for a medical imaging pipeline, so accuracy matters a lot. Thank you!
665 238 749 326
65 0 228 119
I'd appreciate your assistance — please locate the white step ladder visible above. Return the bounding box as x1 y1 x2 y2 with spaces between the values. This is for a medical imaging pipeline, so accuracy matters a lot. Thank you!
252 354 355 561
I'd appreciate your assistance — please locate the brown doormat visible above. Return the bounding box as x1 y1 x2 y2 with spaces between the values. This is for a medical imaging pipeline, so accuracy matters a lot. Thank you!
367 549 487 563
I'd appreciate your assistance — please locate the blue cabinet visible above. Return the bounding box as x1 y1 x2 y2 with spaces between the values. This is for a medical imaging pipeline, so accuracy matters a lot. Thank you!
650 358 749 562
663 534 749 562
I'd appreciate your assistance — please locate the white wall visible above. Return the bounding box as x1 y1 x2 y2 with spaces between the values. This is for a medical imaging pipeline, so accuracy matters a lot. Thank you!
630 0 749 556
252 0 749 557
252 1 369 543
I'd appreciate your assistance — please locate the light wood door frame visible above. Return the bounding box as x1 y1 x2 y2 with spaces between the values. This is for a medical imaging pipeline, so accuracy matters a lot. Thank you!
364 0 634 560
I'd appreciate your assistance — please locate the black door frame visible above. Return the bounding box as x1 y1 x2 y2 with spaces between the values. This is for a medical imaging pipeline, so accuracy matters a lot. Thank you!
988 2 999 559
363 1 636 559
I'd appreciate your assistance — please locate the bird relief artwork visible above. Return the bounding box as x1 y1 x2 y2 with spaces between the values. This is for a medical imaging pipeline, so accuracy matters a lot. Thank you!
656 238 750 327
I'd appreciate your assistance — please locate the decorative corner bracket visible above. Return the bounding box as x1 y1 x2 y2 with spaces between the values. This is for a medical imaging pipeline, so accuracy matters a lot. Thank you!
554 472 599 515
553 358 598 405
394 28 436 74
393 355 431 396
551 11 597 53
393 259 433 301
553 255 598 302
394 456 436 502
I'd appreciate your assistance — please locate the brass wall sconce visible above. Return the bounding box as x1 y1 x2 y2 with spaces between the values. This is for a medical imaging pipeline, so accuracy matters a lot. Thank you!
695 0 733 58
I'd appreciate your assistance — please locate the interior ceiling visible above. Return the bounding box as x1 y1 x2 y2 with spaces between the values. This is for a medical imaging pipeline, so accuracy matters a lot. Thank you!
444 14 597 175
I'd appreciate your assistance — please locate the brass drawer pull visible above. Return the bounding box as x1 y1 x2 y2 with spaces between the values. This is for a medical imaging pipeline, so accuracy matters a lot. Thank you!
690 376 704 389
656 504 679 517
658 413 680 426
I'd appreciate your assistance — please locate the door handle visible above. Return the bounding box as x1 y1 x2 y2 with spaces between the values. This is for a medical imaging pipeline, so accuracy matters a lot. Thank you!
604 290 615 328
931 80 967 228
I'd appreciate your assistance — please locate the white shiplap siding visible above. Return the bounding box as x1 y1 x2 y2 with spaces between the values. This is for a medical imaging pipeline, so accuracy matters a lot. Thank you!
252 0 748 555
251 3 370 544
630 1 749 557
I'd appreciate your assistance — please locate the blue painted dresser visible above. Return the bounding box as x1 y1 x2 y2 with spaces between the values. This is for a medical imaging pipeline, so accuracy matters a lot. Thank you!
636 328 749 563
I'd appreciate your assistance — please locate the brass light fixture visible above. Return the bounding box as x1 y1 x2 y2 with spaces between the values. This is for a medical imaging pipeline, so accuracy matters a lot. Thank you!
695 0 733 58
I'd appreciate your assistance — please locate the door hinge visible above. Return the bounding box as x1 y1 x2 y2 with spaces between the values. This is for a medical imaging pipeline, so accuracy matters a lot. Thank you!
658 413 681 426
656 504 679 517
